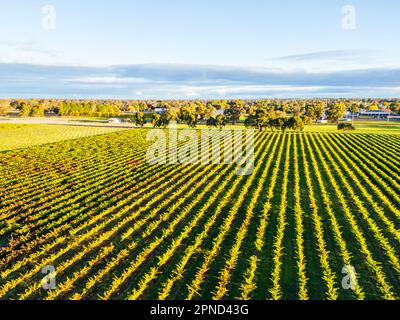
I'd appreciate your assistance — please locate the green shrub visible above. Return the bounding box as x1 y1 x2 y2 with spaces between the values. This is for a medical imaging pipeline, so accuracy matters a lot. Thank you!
338 123 355 131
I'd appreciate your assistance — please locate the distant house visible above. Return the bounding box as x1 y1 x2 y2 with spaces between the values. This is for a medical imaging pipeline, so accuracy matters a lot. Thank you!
358 109 391 119
215 109 225 116
108 118 122 123
154 107 167 114
147 106 167 114
316 119 328 124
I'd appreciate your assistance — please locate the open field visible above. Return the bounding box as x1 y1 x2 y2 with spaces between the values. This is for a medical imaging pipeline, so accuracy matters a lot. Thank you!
0 124 127 152
305 121 400 134
2 116 400 130
0 124 399 300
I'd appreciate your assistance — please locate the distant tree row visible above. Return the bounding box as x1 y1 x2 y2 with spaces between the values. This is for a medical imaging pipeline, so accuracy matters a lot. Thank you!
3 98 400 122
0 99 11 116
58 101 121 117
10 100 46 117
244 108 312 131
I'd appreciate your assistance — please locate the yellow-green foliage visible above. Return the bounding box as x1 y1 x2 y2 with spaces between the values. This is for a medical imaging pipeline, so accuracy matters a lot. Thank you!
0 128 398 300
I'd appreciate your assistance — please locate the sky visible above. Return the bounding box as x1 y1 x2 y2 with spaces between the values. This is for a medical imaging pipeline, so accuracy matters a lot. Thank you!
0 0 399 99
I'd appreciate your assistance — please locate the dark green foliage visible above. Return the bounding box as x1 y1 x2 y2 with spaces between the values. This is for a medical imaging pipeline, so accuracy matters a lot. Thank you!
338 123 356 131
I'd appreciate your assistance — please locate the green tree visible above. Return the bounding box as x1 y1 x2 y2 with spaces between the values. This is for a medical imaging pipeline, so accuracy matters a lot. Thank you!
244 115 258 129
301 115 313 126
327 102 347 123
216 115 227 129
161 108 178 127
392 100 400 114
134 111 145 127
225 100 244 124
204 106 216 120
194 101 208 120
187 112 198 128
290 101 305 116
30 105 45 117
208 100 229 112
10 100 20 110
179 103 198 127
286 116 305 131
0 106 7 117
206 117 217 128
350 102 360 114
306 101 325 120
244 105 277 131
270 117 287 131
0 100 10 117
20 102 32 117
152 113 162 128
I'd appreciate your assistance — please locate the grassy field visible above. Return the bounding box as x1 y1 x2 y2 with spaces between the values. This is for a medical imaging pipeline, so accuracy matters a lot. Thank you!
0 124 399 300
0 124 127 152
305 121 400 134
154 120 400 134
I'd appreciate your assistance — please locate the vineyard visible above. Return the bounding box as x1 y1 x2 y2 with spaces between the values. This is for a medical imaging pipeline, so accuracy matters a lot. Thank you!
0 124 125 152
0 127 399 300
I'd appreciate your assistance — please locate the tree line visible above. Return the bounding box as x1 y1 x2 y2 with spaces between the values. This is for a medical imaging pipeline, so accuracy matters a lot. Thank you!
2 98 400 129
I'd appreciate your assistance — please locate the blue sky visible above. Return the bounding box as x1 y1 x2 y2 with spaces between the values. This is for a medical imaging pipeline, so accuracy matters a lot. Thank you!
0 0 399 99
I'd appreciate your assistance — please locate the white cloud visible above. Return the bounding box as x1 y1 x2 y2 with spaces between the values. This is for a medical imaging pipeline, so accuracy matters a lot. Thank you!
1 62 400 99
268 50 400 73
68 76 150 84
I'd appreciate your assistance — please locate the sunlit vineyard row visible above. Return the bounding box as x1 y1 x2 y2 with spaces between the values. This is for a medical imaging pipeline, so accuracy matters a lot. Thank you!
0 129 399 300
